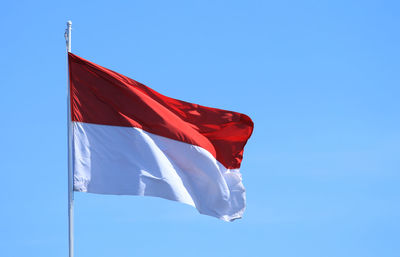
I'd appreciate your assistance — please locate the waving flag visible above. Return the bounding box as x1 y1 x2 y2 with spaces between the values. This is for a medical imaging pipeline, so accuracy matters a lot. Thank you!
68 53 253 221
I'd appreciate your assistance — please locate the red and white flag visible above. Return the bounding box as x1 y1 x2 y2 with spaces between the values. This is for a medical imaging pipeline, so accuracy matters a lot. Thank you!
68 53 254 221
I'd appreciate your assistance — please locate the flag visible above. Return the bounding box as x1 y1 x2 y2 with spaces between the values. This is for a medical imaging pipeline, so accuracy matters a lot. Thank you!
68 53 254 221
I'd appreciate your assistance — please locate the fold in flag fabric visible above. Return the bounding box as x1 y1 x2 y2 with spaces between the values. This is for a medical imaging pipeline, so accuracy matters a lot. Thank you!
68 53 254 221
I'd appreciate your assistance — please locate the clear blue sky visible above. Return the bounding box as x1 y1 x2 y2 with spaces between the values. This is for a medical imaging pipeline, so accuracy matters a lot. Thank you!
0 1 399 256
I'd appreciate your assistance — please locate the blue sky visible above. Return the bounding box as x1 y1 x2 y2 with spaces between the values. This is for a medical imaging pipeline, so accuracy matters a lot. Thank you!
0 1 399 256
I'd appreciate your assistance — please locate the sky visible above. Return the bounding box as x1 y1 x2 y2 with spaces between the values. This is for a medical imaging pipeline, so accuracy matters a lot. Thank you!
0 1 399 256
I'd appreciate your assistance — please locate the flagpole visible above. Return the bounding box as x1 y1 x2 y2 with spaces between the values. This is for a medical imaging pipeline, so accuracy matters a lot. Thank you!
65 20 74 257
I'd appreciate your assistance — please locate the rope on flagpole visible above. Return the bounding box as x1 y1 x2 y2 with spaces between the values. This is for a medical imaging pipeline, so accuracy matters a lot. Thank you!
65 20 74 257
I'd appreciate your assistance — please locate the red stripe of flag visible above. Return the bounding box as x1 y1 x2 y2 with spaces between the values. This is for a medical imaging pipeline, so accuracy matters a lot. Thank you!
68 53 253 169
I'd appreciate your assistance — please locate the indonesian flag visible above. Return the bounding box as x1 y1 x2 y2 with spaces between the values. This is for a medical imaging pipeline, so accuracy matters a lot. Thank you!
68 53 254 221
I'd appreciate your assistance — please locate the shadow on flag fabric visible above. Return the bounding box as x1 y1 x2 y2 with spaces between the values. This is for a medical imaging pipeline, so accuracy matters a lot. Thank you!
68 53 254 221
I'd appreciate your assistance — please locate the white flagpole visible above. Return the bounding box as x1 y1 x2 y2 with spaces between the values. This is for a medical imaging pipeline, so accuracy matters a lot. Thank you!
65 20 74 257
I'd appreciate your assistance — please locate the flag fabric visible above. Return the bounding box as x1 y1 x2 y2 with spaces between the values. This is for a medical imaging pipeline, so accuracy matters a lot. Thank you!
68 53 254 221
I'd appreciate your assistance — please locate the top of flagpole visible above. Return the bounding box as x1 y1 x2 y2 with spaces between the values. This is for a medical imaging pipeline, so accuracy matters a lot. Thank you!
65 21 72 53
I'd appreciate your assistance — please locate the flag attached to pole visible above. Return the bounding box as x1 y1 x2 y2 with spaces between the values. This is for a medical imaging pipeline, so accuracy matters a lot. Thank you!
68 53 254 221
